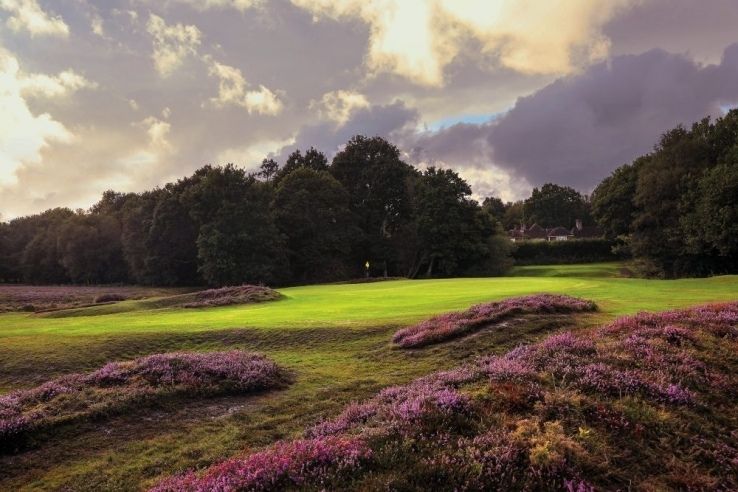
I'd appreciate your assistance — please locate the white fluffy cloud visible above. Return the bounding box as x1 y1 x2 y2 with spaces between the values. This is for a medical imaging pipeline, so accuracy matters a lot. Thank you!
207 59 283 115
146 14 202 77
0 50 95 187
160 0 263 11
19 70 97 98
0 0 69 37
291 0 633 86
311 90 370 124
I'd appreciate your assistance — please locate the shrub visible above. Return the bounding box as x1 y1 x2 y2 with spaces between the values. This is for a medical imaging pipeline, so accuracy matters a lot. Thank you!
393 294 597 348
0 351 288 452
181 285 281 308
93 293 128 303
152 301 738 491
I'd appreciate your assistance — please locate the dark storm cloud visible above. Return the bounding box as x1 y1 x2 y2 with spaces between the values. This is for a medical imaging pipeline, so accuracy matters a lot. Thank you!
273 101 419 163
485 44 738 191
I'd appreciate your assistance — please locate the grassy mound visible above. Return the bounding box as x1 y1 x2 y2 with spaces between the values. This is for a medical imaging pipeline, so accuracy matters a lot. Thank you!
155 302 738 491
0 285 188 313
0 351 289 453
179 285 282 308
393 294 597 348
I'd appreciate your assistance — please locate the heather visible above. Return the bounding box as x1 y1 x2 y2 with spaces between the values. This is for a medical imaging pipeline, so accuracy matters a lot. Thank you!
0 285 186 313
155 302 738 491
179 285 282 308
0 351 288 452
393 294 597 348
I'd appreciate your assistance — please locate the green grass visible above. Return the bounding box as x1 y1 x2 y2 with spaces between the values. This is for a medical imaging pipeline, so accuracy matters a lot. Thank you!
1 262 737 490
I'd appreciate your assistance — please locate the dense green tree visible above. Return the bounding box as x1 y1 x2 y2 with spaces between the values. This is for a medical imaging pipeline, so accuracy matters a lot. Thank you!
591 157 645 239
330 135 416 275
502 200 525 230
257 158 280 183
523 183 590 228
145 189 200 285
58 214 127 284
482 196 507 221
273 147 328 185
410 167 510 277
185 165 288 286
273 168 357 283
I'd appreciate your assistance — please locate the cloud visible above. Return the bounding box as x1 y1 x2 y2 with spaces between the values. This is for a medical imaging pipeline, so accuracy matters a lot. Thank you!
207 58 283 115
290 0 633 86
486 44 738 191
146 13 202 77
158 0 264 11
0 0 69 37
0 49 84 187
19 70 97 98
311 90 370 124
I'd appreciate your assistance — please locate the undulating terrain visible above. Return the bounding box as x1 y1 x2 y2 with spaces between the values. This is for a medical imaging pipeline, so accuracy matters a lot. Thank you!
1 262 737 490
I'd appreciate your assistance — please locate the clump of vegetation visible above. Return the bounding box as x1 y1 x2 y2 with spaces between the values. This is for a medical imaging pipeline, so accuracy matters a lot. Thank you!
154 302 738 491
152 436 373 491
0 285 184 312
393 294 597 348
0 351 288 452
180 285 282 308
93 293 128 303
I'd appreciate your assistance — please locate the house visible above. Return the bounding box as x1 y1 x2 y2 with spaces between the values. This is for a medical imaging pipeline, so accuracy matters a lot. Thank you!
570 219 603 239
547 227 572 241
508 219 602 242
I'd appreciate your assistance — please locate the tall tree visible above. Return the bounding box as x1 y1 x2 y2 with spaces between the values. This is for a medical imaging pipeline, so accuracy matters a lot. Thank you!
411 167 510 277
185 165 288 286
523 183 590 228
591 157 645 239
330 135 415 275
273 168 357 283
273 147 328 185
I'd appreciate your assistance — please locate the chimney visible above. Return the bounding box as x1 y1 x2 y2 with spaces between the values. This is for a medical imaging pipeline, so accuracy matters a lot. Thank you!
575 219 583 231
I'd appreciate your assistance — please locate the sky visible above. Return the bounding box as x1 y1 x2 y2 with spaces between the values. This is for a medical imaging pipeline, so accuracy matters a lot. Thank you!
1 0 738 219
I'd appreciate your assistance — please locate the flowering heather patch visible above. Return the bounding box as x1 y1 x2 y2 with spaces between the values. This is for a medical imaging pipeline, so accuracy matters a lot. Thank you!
180 285 282 308
392 294 597 348
152 436 372 492
0 285 185 312
154 301 738 491
0 351 287 451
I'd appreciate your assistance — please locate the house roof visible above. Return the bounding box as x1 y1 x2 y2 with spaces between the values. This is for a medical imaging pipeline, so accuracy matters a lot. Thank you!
547 227 571 237
526 223 547 238
571 225 603 238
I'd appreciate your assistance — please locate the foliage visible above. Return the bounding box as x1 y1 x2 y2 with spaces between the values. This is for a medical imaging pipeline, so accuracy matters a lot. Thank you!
523 184 591 229
179 285 282 308
153 301 738 491
185 164 288 286
0 351 288 452
512 239 621 265
594 110 738 277
273 168 358 283
0 136 513 287
393 294 596 348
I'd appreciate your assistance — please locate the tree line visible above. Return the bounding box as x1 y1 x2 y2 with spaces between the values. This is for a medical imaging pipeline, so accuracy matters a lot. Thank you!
0 136 512 286
591 109 738 277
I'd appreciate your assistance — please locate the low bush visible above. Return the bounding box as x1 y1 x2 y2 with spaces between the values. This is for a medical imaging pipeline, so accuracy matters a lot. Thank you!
181 285 281 308
392 294 597 348
0 351 288 452
93 293 128 303
153 301 738 491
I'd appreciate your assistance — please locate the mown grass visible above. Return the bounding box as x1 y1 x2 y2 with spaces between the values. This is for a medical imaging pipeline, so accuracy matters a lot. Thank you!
0 262 736 490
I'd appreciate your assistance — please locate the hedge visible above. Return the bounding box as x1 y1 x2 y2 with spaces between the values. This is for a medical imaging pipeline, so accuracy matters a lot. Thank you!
511 238 622 265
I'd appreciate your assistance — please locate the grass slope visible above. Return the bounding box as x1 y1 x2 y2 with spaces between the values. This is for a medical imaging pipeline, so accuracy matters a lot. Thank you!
0 262 736 490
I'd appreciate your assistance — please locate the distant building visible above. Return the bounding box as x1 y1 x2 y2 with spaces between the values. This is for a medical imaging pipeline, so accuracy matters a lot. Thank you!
508 219 603 242
570 219 604 239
